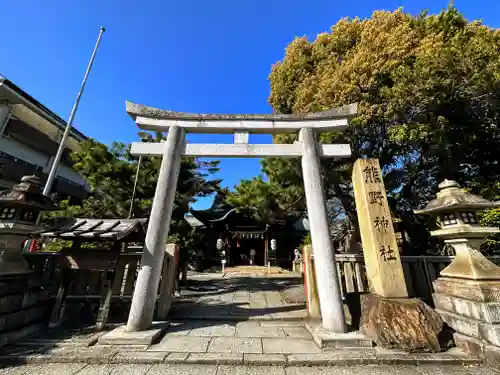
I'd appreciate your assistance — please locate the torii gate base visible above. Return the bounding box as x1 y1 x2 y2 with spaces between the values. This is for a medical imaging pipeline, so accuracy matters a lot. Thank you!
124 102 357 334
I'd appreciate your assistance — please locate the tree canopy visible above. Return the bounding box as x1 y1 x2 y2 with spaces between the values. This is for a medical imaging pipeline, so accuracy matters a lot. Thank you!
48 135 220 249
229 6 500 254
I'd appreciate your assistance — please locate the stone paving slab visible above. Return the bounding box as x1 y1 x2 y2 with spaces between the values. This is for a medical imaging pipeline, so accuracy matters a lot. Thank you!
235 322 286 338
188 322 236 337
282 327 311 339
262 337 322 354
148 336 210 353
208 337 262 354
166 321 194 335
272 310 307 320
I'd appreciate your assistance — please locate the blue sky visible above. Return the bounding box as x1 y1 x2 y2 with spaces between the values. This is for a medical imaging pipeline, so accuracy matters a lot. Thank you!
1 0 499 209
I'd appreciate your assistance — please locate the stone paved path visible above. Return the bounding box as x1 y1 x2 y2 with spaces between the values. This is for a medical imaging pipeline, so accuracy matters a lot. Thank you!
0 273 494 370
170 273 307 320
0 363 497 375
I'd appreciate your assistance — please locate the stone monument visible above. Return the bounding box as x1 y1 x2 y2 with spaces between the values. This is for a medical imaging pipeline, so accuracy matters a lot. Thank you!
352 159 447 352
415 179 500 366
0 175 57 347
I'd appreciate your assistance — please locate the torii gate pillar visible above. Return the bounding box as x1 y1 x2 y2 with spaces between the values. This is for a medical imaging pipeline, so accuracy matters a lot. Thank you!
126 126 184 332
300 128 346 332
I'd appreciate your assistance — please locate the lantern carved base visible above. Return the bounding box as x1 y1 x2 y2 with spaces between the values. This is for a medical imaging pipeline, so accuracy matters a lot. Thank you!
438 239 500 280
433 276 500 353
359 294 452 352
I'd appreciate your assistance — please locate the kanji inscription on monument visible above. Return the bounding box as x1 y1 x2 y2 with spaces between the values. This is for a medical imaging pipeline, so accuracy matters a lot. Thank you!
352 158 408 298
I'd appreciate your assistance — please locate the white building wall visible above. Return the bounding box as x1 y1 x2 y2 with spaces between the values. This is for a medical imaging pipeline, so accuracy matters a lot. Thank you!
0 136 87 188
0 136 50 167
50 160 87 187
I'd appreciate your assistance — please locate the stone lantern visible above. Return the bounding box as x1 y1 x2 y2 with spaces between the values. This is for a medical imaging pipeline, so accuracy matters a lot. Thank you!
414 179 500 365
414 179 500 279
0 175 56 276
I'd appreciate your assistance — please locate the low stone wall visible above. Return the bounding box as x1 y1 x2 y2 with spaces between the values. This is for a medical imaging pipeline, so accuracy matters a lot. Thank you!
0 273 51 347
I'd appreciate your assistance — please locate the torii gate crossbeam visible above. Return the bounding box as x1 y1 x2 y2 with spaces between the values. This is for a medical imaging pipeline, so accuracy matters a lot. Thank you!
125 101 357 334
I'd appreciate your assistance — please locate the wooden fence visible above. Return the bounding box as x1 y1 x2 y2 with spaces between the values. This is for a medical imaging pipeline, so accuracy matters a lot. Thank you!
24 250 500 322
24 245 178 326
335 254 500 305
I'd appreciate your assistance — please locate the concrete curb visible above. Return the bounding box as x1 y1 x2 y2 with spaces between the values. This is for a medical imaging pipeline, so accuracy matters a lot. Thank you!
0 350 484 367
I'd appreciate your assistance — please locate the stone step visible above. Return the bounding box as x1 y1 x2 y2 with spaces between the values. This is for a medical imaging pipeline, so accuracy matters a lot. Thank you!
0 346 483 366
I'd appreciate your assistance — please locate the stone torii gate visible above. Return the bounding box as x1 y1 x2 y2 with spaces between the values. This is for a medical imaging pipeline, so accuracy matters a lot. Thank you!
125 101 357 333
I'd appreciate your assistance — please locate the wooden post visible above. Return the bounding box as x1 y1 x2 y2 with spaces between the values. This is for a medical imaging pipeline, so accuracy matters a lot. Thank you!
157 244 179 319
49 269 72 327
95 270 116 330
264 236 269 267
352 158 408 298
123 260 138 297
303 245 321 318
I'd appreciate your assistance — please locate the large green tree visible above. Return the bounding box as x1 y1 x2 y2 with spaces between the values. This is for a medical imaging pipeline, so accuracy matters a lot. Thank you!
49 135 220 248
230 6 500 254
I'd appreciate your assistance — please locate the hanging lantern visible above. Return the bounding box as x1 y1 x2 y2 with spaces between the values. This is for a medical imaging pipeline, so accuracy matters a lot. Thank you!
270 239 277 251
216 238 223 250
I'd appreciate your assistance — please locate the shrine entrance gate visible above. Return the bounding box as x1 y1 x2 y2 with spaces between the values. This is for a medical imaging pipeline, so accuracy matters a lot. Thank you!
124 101 357 334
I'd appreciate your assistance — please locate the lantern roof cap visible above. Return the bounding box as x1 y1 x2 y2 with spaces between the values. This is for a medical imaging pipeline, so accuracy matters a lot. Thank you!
0 175 57 210
414 179 500 216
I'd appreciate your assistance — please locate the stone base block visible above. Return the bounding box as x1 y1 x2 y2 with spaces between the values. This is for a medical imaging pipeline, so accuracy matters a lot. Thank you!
0 274 36 296
97 323 167 346
433 277 500 303
453 332 500 369
485 343 500 369
304 321 372 349
453 332 485 359
359 294 450 352
0 303 50 333
433 292 500 323
0 322 46 349
437 308 500 346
